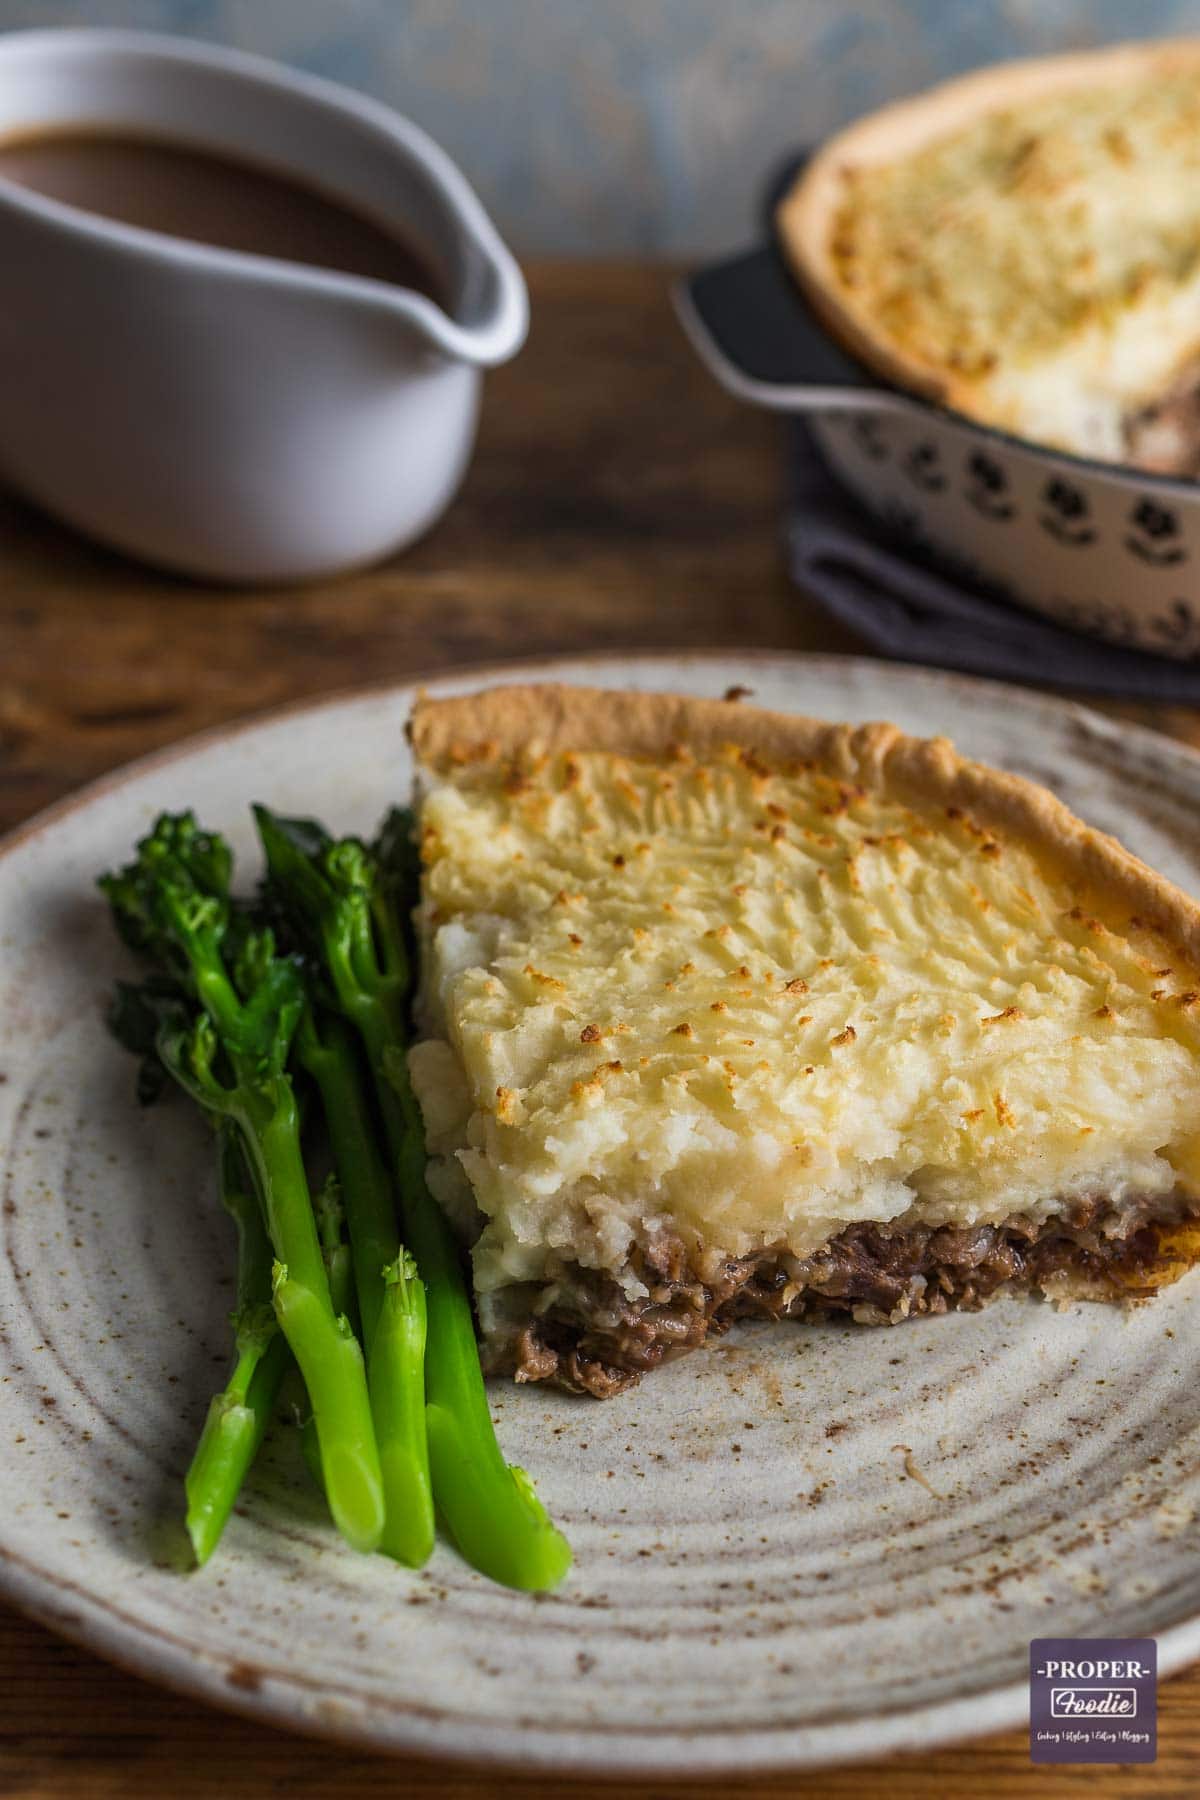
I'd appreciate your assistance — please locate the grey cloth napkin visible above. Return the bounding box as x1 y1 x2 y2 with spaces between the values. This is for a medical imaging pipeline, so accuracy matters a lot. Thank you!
788 425 1200 702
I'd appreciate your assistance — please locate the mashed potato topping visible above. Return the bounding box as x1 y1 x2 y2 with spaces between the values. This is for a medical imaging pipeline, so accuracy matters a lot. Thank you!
779 47 1200 466
408 696 1200 1335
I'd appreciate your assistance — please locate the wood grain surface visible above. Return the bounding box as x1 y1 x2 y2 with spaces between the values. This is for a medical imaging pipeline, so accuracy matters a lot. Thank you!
0 261 1197 1798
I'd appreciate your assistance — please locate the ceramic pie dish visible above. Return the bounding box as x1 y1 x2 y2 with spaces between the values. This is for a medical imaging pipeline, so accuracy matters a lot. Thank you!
676 47 1200 661
779 41 1200 471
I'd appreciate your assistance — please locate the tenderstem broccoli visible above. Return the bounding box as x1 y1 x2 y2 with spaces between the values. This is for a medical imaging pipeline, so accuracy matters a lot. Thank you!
100 813 384 1555
105 980 294 1564
255 805 572 1592
313 1171 355 1324
183 1125 292 1566
295 1006 434 1566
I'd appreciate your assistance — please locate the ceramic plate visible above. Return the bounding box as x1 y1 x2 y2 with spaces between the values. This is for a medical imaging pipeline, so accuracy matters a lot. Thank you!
4 651 1200 1774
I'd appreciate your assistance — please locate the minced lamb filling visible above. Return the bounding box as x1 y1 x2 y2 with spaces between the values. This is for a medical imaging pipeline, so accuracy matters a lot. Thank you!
501 1192 1199 1398
1125 368 1200 476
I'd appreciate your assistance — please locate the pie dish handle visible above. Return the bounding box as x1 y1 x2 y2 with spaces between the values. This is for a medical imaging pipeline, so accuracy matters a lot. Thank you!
674 245 914 418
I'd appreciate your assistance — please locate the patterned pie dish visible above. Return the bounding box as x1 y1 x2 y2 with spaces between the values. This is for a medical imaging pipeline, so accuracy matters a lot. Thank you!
676 41 1200 660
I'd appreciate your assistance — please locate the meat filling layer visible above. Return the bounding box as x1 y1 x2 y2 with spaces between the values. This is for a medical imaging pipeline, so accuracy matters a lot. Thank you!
501 1195 1196 1399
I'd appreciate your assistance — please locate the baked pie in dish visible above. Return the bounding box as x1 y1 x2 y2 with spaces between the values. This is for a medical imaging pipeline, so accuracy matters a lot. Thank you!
778 41 1200 475
408 684 1200 1395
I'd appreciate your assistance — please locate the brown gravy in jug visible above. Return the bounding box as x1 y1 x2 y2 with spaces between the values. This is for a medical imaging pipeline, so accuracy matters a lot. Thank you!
0 130 443 295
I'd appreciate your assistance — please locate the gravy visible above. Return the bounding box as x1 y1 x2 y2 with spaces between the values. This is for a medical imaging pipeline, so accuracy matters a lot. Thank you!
0 130 442 296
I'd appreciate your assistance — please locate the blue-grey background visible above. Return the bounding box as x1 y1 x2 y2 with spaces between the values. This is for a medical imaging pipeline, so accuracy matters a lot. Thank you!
2 2 1198 254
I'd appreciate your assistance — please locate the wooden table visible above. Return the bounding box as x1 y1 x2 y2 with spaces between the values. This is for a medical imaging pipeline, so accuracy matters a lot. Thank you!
1 261 1196 1798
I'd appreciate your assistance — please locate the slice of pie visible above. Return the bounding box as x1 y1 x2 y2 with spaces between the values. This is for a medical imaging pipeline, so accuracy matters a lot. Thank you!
778 41 1200 473
407 683 1200 1396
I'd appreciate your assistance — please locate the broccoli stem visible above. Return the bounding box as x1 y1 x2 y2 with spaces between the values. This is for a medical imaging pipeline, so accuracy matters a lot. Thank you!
314 1170 357 1333
254 806 570 1591
297 1011 434 1566
220 1125 274 1324
372 1253 433 1569
300 1174 354 1487
235 1083 383 1555
299 1018 394 1350
277 1362 324 1493
270 1263 382 1548
299 1404 325 1495
185 1335 292 1567
383 1047 572 1592
184 1127 291 1566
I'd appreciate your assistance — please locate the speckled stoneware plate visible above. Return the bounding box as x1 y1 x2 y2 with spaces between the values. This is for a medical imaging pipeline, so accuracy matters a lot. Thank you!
4 651 1200 1774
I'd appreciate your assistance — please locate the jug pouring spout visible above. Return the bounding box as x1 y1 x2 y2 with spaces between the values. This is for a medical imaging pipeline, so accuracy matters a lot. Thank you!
372 210 529 370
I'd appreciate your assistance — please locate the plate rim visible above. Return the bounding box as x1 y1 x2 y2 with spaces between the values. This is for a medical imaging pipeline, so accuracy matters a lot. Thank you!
4 645 1200 1773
